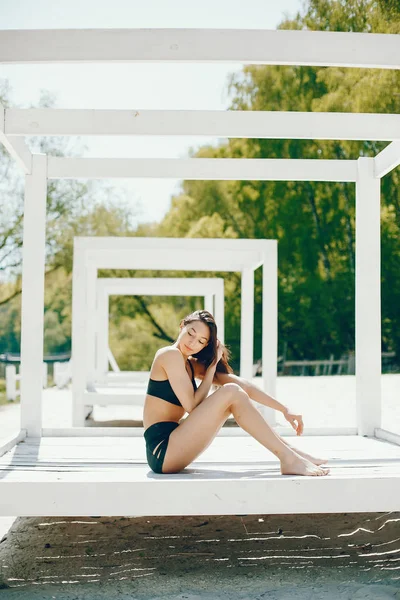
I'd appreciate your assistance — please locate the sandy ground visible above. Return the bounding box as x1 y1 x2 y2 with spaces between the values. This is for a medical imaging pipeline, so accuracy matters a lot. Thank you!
0 512 400 598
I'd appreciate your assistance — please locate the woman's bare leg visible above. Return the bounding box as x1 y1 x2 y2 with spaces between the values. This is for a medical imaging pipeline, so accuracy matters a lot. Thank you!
259 425 327 465
163 383 329 476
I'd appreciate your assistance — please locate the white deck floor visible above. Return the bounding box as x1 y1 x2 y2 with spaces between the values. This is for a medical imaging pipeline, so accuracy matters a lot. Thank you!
1 434 400 516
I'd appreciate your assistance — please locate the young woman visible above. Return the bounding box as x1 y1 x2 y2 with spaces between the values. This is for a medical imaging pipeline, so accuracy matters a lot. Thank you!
143 310 329 477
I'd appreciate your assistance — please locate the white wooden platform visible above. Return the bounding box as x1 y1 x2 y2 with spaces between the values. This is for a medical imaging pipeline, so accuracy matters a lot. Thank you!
1 434 400 517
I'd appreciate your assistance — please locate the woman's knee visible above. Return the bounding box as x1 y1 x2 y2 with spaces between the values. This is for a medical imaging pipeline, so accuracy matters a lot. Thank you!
220 383 249 408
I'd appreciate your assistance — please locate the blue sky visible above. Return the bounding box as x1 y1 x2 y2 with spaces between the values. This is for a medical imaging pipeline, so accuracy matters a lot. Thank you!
0 0 303 225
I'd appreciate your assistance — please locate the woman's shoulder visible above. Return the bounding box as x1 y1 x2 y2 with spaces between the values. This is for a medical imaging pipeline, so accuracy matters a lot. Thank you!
155 346 184 364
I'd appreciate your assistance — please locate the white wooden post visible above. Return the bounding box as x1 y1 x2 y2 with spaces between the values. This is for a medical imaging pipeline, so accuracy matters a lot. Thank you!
72 244 87 426
240 268 254 379
356 157 381 436
262 244 278 426
96 290 109 382
5 365 17 401
20 153 47 437
204 294 214 315
85 266 98 388
214 281 225 343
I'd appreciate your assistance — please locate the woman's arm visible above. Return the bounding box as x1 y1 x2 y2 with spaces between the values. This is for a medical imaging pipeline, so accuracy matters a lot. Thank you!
213 371 304 435
160 348 217 413
213 372 288 413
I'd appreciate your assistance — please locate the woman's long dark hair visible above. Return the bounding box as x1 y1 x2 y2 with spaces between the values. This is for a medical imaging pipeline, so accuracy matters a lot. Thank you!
181 310 233 373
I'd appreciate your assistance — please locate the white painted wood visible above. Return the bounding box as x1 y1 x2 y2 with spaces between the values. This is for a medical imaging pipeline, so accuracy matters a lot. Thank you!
71 239 275 426
7 108 400 141
47 157 358 182
1 29 399 69
41 426 359 438
375 428 400 446
94 277 225 382
1 435 400 516
214 278 225 342
97 277 225 297
5 365 18 401
86 249 262 271
20 154 47 437
204 294 213 314
355 158 381 436
78 237 279 253
96 291 109 380
240 268 254 379
85 266 97 387
0 430 26 458
53 361 72 388
261 243 278 426
2 475 399 516
0 104 32 173
107 348 120 373
71 244 88 427
374 141 400 178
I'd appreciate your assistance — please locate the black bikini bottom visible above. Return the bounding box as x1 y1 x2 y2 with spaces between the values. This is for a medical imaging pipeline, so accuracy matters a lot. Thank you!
144 421 180 474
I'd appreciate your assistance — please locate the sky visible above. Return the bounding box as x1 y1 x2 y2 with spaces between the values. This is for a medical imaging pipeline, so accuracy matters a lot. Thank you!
0 0 304 226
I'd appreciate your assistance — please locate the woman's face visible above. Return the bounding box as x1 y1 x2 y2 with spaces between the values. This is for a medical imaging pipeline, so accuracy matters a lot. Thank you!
178 320 210 357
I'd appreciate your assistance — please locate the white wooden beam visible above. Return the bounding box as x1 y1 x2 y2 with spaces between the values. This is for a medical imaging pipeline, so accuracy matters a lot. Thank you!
0 29 399 69
6 108 400 141
261 243 278 427
0 430 26 458
20 154 47 437
71 245 88 427
214 279 225 343
85 249 259 272
374 141 400 178
0 105 32 173
94 277 225 382
41 426 359 437
97 277 224 296
355 158 381 437
375 428 400 447
240 269 254 380
47 157 357 182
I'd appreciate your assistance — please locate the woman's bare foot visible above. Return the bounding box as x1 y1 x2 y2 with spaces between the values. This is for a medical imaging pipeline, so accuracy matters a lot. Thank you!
290 447 327 466
280 453 330 476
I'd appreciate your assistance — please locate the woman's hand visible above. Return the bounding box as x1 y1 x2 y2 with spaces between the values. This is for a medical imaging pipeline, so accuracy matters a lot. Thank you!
283 408 304 436
210 340 223 369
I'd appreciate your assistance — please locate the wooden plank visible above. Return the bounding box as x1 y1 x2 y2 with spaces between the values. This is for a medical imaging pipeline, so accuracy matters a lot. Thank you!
0 430 26 458
20 154 47 437
47 157 358 182
0 29 399 69
0 104 32 173
355 158 382 436
7 109 400 141
375 428 400 446
1 473 400 516
3 435 400 461
40 427 359 437
374 141 400 178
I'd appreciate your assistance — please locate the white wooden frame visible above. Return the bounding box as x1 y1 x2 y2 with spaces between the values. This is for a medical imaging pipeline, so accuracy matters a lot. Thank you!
1 29 399 69
0 28 398 447
1 27 400 519
94 277 225 384
72 237 277 427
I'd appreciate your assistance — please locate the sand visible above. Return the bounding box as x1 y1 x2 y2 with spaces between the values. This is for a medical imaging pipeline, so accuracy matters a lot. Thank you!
0 512 399 599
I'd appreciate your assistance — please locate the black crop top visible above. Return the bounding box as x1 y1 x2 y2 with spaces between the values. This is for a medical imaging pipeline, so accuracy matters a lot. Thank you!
146 360 197 407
